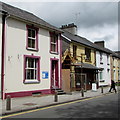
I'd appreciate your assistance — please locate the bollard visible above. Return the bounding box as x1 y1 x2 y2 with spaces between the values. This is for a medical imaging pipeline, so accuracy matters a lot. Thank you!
101 86 103 93
54 91 58 102
81 88 84 97
6 95 11 111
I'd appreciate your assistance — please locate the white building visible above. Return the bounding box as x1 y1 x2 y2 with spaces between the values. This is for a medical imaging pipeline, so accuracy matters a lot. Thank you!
0 7 2 98
95 41 112 86
1 2 62 99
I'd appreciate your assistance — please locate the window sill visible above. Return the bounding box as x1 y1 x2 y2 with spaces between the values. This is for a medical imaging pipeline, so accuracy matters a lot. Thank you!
85 59 91 62
100 80 105 82
26 47 39 52
23 80 40 84
50 51 59 55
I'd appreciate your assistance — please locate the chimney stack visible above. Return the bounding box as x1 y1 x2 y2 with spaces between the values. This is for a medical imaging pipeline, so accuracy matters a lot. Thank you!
61 23 77 35
94 41 105 48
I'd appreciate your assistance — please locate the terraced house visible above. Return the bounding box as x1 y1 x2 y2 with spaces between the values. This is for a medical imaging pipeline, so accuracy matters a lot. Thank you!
111 52 120 83
0 2 62 99
94 41 112 87
61 23 101 92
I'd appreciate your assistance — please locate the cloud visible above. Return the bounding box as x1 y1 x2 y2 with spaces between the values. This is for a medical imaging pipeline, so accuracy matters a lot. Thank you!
78 24 118 50
1 1 119 50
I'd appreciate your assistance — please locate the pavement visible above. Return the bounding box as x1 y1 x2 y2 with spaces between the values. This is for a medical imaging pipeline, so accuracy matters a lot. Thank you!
0 86 119 116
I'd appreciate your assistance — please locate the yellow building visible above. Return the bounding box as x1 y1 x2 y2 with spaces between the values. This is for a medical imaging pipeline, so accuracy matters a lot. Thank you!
111 52 120 83
61 24 100 91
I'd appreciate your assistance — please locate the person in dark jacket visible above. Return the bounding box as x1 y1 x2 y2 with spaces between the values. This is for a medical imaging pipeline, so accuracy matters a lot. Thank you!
109 80 117 93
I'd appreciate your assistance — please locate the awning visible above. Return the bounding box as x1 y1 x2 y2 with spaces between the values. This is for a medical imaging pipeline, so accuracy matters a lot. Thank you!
72 62 103 70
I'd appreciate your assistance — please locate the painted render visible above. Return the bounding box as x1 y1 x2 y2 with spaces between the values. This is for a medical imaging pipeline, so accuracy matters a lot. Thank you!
70 43 95 65
111 56 119 82
0 14 2 97
96 51 111 86
3 17 61 98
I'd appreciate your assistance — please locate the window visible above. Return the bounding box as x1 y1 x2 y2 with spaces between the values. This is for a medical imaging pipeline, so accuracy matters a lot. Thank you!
107 54 109 65
85 48 91 61
24 55 40 83
99 71 104 82
100 52 103 64
26 25 38 51
73 45 77 59
50 32 58 53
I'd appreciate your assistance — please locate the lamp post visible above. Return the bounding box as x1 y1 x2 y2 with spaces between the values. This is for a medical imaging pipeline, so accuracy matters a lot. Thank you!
80 54 86 96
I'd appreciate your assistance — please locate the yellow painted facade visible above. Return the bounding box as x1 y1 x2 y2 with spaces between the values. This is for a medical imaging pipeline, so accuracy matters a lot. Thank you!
111 56 120 82
70 43 95 65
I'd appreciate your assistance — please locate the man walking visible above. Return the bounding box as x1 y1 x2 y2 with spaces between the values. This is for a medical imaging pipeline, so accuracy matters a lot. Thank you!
109 80 117 93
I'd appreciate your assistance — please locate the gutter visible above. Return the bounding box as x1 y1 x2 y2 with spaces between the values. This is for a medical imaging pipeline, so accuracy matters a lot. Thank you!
1 11 9 99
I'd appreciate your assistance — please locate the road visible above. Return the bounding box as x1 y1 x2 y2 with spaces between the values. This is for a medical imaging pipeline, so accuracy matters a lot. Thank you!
3 93 119 119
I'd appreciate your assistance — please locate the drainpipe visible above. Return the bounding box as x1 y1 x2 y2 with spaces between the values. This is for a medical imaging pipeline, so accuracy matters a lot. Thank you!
1 11 9 99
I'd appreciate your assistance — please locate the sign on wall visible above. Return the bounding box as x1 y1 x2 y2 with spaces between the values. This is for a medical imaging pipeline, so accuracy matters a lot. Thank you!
42 71 49 79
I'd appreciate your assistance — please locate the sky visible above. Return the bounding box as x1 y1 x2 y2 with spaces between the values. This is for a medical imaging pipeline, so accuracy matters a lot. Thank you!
1 0 119 51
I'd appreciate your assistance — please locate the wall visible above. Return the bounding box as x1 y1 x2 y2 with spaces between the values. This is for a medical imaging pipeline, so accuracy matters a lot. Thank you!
96 51 111 86
70 43 95 65
4 17 61 96
0 14 2 97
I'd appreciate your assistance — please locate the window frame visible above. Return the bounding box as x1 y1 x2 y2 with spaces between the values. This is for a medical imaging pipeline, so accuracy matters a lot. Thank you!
100 52 103 64
23 55 40 84
85 48 91 61
73 45 77 59
50 32 58 54
26 25 39 51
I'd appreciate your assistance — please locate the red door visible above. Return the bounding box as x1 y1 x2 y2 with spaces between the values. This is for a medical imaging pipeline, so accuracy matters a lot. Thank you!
51 60 59 89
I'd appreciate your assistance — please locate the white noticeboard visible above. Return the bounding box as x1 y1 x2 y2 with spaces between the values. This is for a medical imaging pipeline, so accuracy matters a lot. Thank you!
92 83 97 91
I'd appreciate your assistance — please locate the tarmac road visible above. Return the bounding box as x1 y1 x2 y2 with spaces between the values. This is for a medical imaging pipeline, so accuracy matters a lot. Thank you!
3 92 119 119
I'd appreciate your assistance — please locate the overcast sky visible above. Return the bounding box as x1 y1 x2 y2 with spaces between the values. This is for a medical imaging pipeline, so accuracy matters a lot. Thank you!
1 0 119 51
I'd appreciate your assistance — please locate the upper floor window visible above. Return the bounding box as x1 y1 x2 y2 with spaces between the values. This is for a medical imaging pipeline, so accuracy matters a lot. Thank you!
107 54 109 65
50 32 58 53
73 45 77 59
100 52 103 64
24 55 40 84
85 48 91 61
26 25 39 51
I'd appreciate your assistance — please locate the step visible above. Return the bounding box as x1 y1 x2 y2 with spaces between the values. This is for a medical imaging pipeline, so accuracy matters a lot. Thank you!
57 92 66 95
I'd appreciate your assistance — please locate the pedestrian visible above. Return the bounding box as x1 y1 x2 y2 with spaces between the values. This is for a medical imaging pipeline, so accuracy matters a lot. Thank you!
109 80 117 93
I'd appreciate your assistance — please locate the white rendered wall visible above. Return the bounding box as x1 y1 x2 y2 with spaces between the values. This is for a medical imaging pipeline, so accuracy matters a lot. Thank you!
96 51 111 86
4 18 61 93
0 14 2 97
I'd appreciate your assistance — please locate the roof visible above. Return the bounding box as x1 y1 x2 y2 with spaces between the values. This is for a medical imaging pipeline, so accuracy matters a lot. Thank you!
72 62 102 70
62 31 114 54
0 2 62 33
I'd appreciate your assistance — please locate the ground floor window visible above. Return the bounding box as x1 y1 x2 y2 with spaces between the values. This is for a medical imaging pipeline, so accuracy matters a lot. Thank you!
24 55 40 83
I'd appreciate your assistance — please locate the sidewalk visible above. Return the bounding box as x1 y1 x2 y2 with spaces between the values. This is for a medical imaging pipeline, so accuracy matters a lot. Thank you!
1 86 119 115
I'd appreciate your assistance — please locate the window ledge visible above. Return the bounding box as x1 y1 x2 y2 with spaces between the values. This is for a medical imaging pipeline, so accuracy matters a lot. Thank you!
26 48 39 52
100 80 105 82
23 80 40 84
85 59 91 62
50 51 59 55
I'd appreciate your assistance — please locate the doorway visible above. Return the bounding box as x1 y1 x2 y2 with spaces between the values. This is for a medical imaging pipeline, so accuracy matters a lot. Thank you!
51 59 59 89
75 73 87 91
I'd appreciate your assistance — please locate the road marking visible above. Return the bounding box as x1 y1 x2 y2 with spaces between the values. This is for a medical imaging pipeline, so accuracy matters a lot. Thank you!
1 93 115 119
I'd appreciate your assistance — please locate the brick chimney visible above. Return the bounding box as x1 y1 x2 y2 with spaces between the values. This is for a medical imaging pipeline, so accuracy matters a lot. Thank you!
94 41 105 48
61 23 77 35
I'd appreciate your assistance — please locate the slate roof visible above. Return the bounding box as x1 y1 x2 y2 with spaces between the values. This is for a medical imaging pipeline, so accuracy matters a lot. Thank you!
72 63 102 70
62 31 114 55
0 2 62 33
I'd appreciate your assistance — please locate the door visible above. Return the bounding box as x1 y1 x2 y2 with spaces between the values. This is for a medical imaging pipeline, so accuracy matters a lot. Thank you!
75 73 87 91
51 60 59 89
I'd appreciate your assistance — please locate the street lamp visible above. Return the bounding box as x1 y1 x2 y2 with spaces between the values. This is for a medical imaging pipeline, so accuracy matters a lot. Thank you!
80 54 86 92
